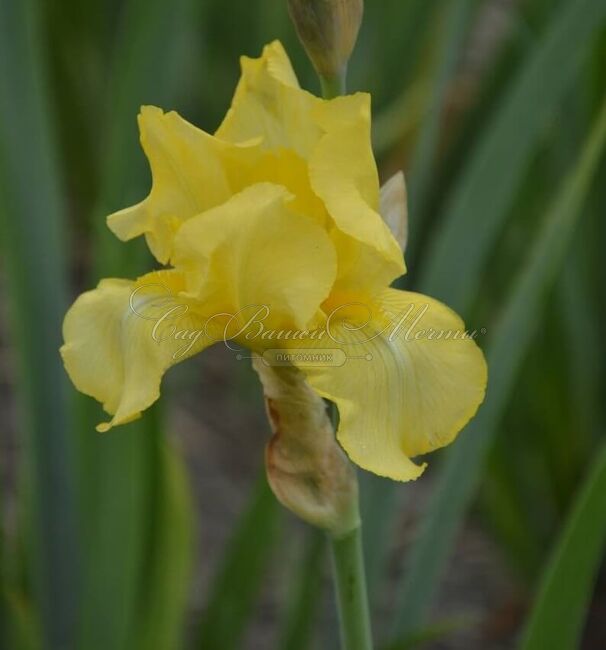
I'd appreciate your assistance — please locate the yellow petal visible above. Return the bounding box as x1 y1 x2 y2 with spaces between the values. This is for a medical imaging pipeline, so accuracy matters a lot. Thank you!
217 41 404 294
239 147 328 225
287 288 487 481
60 270 215 431
107 106 236 263
173 183 337 333
310 95 405 292
216 41 322 156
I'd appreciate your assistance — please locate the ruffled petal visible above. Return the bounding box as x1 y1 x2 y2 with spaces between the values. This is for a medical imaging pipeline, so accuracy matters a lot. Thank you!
216 41 322 157
310 95 405 292
61 270 215 431
217 41 404 294
107 106 237 263
172 183 337 333
286 288 487 480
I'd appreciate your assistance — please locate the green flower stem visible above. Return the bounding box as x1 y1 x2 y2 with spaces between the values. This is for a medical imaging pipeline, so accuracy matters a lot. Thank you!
330 526 373 650
320 68 347 98
319 58 373 650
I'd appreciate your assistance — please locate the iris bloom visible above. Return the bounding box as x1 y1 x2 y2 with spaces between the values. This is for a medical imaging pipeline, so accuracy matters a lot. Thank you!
61 41 487 481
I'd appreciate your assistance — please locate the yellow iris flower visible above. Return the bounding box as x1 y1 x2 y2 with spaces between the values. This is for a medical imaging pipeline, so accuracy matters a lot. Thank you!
60 41 487 481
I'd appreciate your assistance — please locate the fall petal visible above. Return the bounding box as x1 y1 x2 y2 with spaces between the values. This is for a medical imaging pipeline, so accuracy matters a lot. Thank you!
289 288 487 480
61 270 214 431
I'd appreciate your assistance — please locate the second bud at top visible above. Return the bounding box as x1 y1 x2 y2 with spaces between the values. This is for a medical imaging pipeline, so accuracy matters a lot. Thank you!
287 0 363 86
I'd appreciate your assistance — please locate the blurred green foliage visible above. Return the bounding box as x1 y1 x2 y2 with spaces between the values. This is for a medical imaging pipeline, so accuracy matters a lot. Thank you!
0 0 605 649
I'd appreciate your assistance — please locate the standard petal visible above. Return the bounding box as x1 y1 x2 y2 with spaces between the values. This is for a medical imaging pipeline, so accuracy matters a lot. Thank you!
216 41 322 156
309 95 406 292
60 270 215 431
172 183 337 333
107 106 235 263
287 288 487 481
216 41 404 293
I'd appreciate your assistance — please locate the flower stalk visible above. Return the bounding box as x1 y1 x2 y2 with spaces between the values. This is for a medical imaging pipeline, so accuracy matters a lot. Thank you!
275 6 374 648
331 527 373 650
319 71 347 99
254 357 373 649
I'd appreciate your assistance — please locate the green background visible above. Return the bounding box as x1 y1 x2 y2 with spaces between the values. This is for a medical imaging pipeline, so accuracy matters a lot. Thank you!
0 0 605 648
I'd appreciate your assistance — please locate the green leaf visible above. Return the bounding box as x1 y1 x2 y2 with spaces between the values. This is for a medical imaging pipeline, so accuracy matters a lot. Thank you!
277 530 326 650
360 473 401 603
136 442 194 650
0 0 80 646
419 0 606 311
73 1 197 648
558 245 601 449
364 0 439 105
76 417 158 650
405 0 476 254
520 443 606 650
197 474 281 650
383 615 476 650
390 90 606 639
2 589 40 650
362 0 477 599
93 0 196 278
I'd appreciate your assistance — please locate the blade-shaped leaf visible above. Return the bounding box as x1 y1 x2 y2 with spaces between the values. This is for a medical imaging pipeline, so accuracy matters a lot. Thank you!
277 530 326 650
520 442 606 650
406 0 476 238
0 0 80 646
362 0 477 600
391 92 606 638
197 474 281 650
74 0 197 648
419 0 606 310
136 442 194 650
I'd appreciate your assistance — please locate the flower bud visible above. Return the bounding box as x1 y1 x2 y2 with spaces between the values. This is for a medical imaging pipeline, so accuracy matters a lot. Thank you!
287 0 363 93
253 358 360 537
